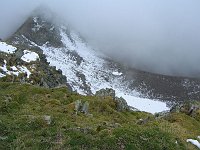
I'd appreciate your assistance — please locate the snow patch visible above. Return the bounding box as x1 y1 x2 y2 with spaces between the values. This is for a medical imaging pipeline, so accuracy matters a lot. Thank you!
116 92 169 114
0 73 6 78
11 66 18 71
112 71 123 76
187 139 200 149
18 66 31 78
0 42 17 54
21 50 39 62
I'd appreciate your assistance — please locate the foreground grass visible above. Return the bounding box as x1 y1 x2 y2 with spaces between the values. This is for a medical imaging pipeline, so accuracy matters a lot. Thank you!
0 82 200 149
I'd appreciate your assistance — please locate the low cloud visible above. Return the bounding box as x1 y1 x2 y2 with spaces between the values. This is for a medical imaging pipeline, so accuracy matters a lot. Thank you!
1 0 200 77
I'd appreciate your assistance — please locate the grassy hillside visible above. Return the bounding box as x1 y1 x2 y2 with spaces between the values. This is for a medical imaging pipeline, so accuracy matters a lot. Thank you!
0 82 200 149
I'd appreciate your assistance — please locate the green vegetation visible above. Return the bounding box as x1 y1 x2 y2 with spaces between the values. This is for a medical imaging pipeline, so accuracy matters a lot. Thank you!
0 82 200 149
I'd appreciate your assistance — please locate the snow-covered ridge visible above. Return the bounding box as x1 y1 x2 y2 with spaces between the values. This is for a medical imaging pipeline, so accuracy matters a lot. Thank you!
0 41 17 54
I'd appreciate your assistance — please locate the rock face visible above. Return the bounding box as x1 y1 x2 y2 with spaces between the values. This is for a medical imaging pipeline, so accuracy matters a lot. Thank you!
95 88 130 111
12 16 63 48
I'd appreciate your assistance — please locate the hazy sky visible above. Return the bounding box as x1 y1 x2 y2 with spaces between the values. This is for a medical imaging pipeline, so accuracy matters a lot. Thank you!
1 0 200 77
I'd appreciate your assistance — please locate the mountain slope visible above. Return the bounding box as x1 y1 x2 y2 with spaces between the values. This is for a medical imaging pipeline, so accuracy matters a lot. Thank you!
1 12 200 113
0 82 200 150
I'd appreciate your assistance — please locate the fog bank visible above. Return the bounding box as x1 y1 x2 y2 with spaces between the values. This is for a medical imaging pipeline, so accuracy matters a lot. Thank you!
1 0 200 77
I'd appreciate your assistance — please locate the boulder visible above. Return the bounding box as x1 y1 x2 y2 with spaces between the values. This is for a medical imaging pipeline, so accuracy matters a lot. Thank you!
95 88 115 100
74 100 90 115
82 101 89 114
44 115 51 125
74 100 82 114
95 88 130 111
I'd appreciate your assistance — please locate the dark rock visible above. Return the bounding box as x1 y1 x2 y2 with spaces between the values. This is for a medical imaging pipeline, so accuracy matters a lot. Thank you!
15 50 24 59
66 50 84 66
76 72 92 95
11 16 63 48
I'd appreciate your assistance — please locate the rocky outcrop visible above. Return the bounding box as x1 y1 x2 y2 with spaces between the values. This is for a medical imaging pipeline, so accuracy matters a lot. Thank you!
95 88 130 111
0 44 70 89
170 102 200 117
115 97 130 111
95 88 115 100
10 16 63 48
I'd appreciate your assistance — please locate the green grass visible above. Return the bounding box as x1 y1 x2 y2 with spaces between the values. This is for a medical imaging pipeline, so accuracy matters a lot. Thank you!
0 82 200 149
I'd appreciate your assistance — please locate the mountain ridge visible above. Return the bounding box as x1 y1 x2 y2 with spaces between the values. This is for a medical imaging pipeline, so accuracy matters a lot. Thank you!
1 12 200 113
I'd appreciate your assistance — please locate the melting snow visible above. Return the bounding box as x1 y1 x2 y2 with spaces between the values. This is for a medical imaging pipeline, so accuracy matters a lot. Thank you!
18 66 31 78
187 139 200 149
0 42 17 54
11 66 18 71
0 73 6 78
0 60 31 78
21 50 39 62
